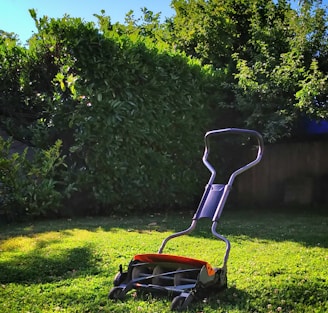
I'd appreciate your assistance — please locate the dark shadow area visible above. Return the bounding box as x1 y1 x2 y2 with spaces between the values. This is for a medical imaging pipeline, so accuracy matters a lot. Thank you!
0 209 327 249
200 286 255 312
197 278 328 312
118 284 251 312
0 245 99 284
192 209 328 248
104 277 327 312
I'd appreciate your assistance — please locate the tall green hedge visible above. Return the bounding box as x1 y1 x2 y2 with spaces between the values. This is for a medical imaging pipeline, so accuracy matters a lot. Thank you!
1 15 220 218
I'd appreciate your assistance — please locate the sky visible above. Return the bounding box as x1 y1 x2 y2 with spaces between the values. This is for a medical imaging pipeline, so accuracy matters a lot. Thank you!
0 0 175 44
1 1 327 45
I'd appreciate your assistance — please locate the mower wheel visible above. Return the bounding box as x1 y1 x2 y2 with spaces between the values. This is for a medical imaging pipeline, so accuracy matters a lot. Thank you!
108 286 124 300
113 271 126 286
170 295 186 311
216 269 227 290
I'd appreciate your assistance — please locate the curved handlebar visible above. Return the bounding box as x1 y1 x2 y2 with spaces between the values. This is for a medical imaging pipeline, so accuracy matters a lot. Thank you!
158 128 264 258
203 128 264 187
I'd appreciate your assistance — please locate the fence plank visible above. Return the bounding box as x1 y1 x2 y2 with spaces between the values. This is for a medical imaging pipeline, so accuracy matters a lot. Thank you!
236 140 328 206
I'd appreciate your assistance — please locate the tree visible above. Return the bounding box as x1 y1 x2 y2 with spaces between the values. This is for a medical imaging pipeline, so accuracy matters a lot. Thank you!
167 0 328 141
0 30 29 134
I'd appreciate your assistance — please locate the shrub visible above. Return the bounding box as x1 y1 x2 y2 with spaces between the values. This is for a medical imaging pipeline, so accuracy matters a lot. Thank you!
0 138 72 220
1 14 222 217
22 15 217 215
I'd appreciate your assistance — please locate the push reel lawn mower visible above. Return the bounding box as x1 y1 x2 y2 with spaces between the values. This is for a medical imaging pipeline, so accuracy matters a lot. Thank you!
108 128 264 311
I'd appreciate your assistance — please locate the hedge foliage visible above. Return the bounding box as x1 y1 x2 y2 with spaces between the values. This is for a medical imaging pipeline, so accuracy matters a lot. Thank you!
0 14 218 219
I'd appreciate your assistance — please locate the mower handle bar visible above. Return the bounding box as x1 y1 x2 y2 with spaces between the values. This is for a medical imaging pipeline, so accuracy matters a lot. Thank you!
203 128 264 189
158 128 264 268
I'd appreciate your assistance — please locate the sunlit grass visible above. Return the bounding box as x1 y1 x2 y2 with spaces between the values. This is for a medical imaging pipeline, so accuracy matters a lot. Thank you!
0 210 327 312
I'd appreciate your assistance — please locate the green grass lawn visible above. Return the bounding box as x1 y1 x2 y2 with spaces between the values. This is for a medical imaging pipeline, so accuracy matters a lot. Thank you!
0 209 327 312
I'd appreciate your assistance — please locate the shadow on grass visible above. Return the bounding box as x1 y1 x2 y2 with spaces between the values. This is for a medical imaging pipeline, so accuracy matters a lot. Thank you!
187 277 328 312
1 209 327 248
126 285 250 312
200 278 327 312
0 245 99 284
107 278 327 312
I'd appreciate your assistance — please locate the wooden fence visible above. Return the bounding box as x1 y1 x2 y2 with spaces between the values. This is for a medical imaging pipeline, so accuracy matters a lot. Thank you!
235 139 328 207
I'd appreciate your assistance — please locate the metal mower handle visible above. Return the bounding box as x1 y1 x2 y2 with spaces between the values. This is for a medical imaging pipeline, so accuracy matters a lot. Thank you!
203 128 264 187
158 128 264 260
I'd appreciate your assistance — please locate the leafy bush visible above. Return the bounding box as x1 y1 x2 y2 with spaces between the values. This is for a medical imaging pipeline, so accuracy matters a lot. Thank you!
0 138 72 220
1 14 217 216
